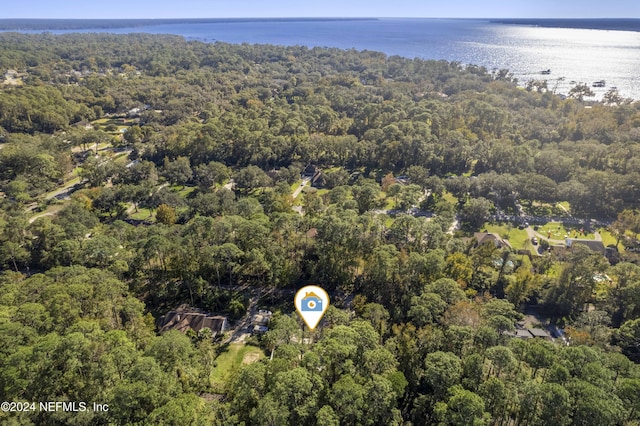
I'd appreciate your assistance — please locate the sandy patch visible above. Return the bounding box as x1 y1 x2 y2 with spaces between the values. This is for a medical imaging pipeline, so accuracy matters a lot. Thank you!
242 352 261 364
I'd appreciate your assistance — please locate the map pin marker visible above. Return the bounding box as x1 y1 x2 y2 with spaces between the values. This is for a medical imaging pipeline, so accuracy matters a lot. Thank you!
295 285 330 331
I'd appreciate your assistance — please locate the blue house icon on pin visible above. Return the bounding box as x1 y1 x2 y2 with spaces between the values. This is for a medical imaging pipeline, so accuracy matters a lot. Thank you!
301 292 323 312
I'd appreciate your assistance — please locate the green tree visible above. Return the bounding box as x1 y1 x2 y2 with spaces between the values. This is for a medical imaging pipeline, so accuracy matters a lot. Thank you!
234 165 272 193
163 156 192 187
156 204 177 225
568 83 595 101
423 351 462 399
460 197 493 230
352 180 382 214
435 385 488 426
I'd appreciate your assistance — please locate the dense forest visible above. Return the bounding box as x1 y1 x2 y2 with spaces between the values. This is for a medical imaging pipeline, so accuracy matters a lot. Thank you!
1 33 640 425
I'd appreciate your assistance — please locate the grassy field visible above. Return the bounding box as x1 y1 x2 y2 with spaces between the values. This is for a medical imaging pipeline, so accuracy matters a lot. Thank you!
598 228 623 252
441 191 458 205
211 343 264 386
171 185 197 197
382 196 396 210
536 222 594 240
129 207 154 221
483 222 530 250
28 203 66 223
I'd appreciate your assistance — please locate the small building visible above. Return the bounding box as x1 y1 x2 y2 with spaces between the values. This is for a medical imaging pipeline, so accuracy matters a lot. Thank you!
302 164 319 178
565 238 606 255
474 232 512 250
158 307 228 338
394 176 410 185
301 164 326 188
311 171 326 188
251 310 272 334
528 328 552 340
515 329 533 339
512 328 551 340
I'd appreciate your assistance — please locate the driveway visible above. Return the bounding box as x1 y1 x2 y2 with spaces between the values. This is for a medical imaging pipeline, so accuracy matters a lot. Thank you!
292 178 310 199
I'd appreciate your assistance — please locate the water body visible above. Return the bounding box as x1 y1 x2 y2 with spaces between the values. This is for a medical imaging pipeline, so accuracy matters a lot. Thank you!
5 18 640 99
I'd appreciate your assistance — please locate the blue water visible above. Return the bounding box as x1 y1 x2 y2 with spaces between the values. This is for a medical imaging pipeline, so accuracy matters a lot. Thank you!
9 18 640 99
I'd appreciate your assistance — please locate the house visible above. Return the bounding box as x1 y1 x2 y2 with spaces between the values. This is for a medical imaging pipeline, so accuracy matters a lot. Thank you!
528 328 552 340
394 175 410 185
251 310 272 334
513 328 551 340
565 238 606 255
311 171 326 188
515 329 533 339
158 307 228 338
474 232 512 250
301 164 326 188
302 164 319 178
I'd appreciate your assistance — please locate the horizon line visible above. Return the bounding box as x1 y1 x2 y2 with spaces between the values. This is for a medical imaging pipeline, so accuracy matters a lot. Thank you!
2 17 640 20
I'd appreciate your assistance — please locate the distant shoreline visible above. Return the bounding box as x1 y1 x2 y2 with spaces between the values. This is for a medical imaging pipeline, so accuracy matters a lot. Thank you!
491 18 640 33
2 18 640 33
0 18 379 31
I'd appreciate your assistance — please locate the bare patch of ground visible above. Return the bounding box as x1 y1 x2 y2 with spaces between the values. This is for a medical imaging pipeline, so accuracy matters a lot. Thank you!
242 351 261 364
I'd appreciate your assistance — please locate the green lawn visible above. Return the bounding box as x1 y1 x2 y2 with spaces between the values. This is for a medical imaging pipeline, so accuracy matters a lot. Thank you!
598 228 623 252
384 217 395 228
112 152 130 163
171 185 197 197
536 222 594 240
382 196 396 210
523 202 569 217
483 222 530 250
28 203 66 223
324 166 341 172
129 207 155 221
441 191 458 205
557 201 571 213
211 343 264 385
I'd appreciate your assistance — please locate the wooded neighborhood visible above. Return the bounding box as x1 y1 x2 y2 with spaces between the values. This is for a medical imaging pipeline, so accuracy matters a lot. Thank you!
1 33 640 425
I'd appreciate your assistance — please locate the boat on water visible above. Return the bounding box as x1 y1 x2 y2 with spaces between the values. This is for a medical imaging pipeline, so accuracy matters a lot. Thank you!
540 69 551 75
592 80 606 88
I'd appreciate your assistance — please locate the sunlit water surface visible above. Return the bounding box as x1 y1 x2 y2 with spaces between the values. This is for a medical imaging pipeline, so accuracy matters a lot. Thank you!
12 19 640 100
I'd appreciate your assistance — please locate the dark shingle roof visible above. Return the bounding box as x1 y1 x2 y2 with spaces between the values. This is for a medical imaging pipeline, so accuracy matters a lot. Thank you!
566 239 606 255
158 311 227 336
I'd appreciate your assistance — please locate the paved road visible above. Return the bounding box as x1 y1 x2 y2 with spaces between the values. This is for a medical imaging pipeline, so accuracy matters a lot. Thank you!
292 178 310 199
290 178 310 215
28 212 56 224
44 179 87 201
226 294 259 344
